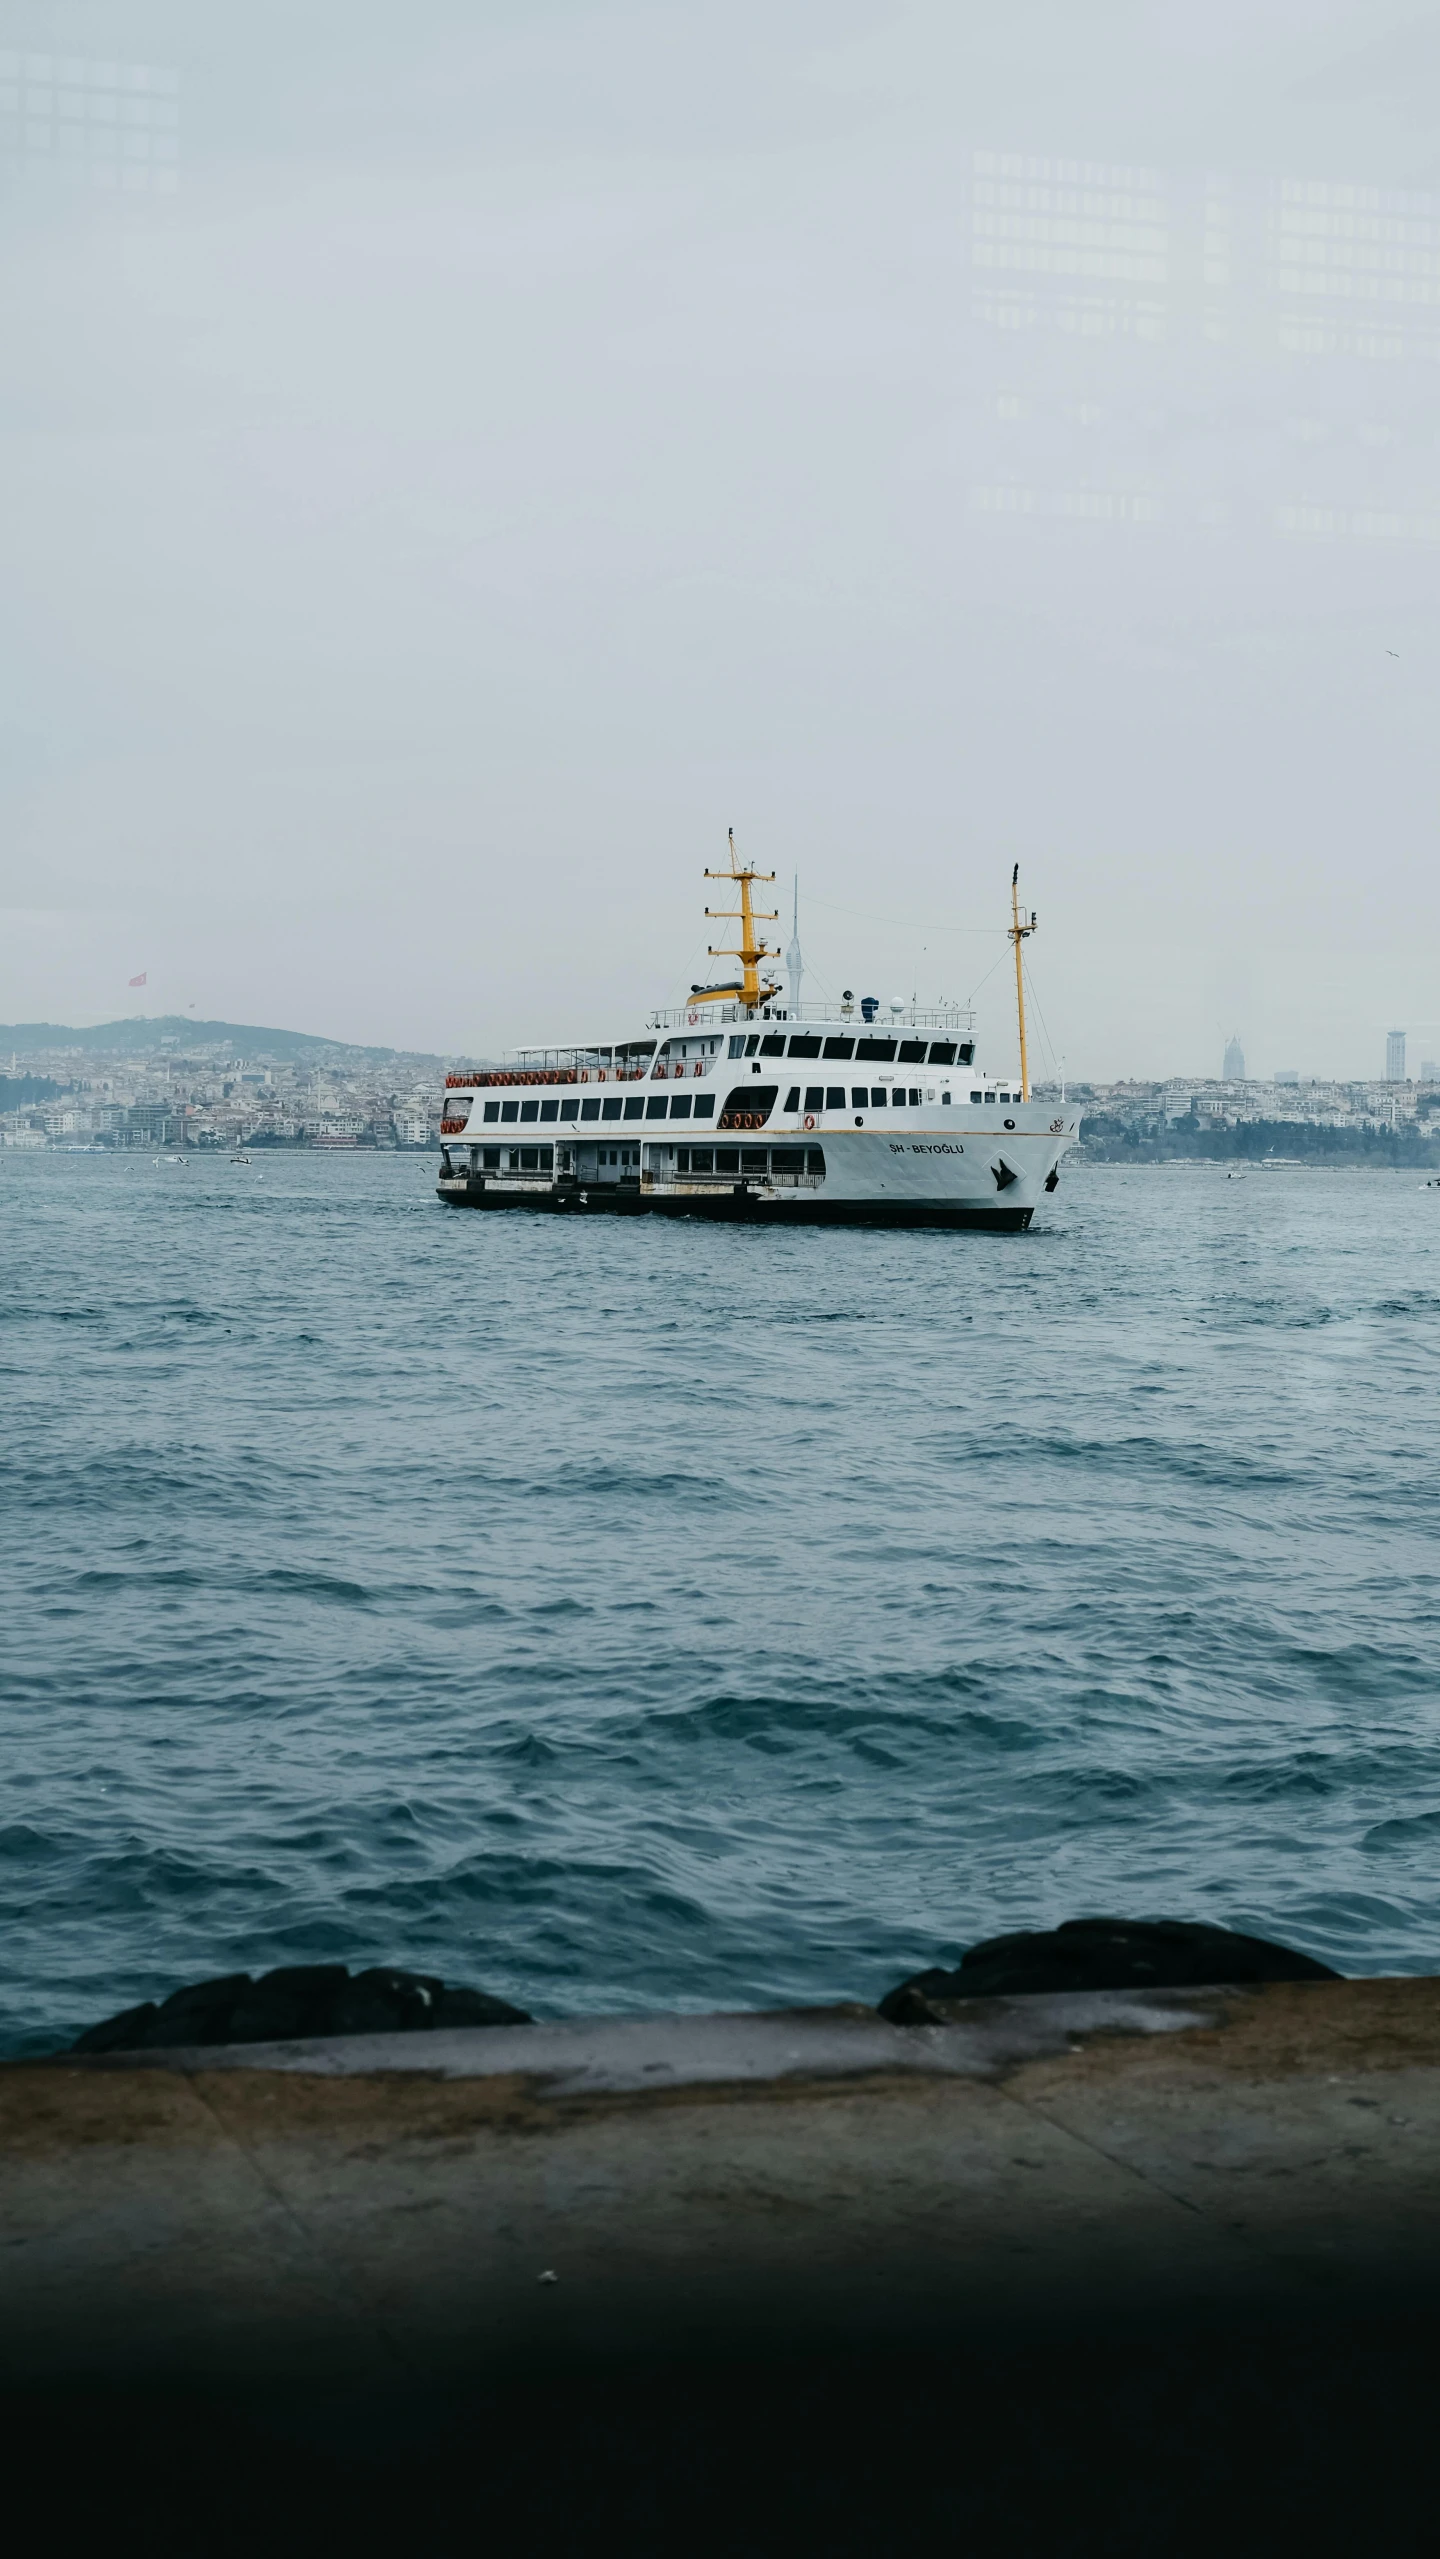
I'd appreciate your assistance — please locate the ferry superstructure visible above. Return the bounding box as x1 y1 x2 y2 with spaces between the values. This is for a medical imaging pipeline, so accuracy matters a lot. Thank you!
437 846 1080 1231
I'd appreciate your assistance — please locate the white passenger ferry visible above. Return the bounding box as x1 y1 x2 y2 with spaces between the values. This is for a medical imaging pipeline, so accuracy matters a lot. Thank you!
437 847 1080 1230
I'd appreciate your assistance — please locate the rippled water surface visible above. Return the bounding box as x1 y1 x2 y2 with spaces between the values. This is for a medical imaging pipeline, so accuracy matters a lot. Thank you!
3 1151 1439 2053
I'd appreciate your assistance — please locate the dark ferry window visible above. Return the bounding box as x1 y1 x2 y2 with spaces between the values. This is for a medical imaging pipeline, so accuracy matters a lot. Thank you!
646 1096 668 1119
984 1092 996 1104
624 1097 645 1120
804 1085 823 1110
540 1099 559 1122
745 1035 759 1056
870 1087 887 1108
581 1098 601 1120
690 1148 713 1172
501 1100 519 1122
770 1146 802 1171
806 1147 825 1175
539 1147 554 1169
519 1146 538 1169
483 1101 500 1122
785 1085 800 1110
825 1085 845 1109
601 1097 623 1120
675 1148 690 1171
670 1093 692 1119
909 1089 921 1106
822 1035 855 1060
928 1042 957 1066
941 1092 952 1106
693 1094 716 1118
898 1040 927 1064
741 1147 767 1171
850 1086 866 1107
855 1037 896 1062
716 1146 740 1172
958 1041 975 1065
482 1147 500 1169
759 1034 786 1056
728 1036 746 1058
719 1084 777 1128
788 1034 822 1058
560 1098 578 1120
971 1090 983 1103
520 1100 539 1123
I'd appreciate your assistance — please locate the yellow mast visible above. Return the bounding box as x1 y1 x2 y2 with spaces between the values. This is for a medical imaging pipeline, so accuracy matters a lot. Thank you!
1009 863 1037 1100
700 829 780 1012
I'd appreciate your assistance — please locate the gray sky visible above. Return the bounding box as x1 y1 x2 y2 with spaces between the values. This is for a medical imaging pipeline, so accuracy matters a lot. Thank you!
4 1 1439 1079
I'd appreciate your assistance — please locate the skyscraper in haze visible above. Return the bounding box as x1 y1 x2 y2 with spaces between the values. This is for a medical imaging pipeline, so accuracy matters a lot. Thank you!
1223 1034 1245 1080
1387 1029 1407 1081
785 876 803 1013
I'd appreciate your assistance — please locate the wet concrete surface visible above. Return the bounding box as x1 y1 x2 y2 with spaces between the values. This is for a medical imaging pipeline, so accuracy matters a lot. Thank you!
6 1979 1440 2551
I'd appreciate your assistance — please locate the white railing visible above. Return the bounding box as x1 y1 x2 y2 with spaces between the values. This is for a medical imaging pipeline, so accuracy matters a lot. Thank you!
645 1001 974 1033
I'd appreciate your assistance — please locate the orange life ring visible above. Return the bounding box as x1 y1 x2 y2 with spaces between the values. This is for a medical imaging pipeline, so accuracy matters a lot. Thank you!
803 1113 816 1131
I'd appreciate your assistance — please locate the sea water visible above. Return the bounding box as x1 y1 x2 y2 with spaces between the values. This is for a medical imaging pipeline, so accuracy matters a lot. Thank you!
2 1151 1438 2054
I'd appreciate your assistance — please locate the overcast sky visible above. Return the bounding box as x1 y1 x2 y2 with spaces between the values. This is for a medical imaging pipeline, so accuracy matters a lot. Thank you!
4 1 1439 1078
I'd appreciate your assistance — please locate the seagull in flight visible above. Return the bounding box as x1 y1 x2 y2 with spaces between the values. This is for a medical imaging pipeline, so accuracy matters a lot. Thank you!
1386 648 1400 656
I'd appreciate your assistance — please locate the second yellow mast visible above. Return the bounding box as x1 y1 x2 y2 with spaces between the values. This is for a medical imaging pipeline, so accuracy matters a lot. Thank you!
1009 864 1037 1101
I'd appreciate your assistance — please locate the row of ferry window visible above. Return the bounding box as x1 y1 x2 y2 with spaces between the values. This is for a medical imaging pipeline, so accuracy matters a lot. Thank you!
788 1087 1019 1109
476 1094 719 1124
465 1145 827 1176
674 1146 825 1175
725 1033 972 1064
465 1087 1018 1126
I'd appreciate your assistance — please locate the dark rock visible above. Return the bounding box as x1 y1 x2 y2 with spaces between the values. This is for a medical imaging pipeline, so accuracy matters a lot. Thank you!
432 1983 531 2029
70 1999 161 2056
228 1965 352 2044
147 1974 256 2046
70 1964 532 2053
878 1917 1340 2023
330 1967 444 2036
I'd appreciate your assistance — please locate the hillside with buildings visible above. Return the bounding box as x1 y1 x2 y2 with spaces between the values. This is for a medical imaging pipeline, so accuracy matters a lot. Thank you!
0 1019 467 1152
1055 1075 1440 1166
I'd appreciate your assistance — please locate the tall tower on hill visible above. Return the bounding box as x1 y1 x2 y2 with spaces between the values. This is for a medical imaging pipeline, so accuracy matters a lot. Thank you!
1223 1034 1245 1081
785 875 804 1013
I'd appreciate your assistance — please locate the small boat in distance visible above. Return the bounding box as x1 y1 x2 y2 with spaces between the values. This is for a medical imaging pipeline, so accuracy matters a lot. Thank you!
230 1154 251 1165
437 843 1081 1231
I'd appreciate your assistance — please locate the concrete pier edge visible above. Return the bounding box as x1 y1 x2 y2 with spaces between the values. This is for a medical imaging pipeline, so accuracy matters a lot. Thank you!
7 1975 1440 2550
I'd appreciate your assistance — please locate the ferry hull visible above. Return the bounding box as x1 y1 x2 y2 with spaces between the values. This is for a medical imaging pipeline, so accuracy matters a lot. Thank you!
437 1178 1036 1232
